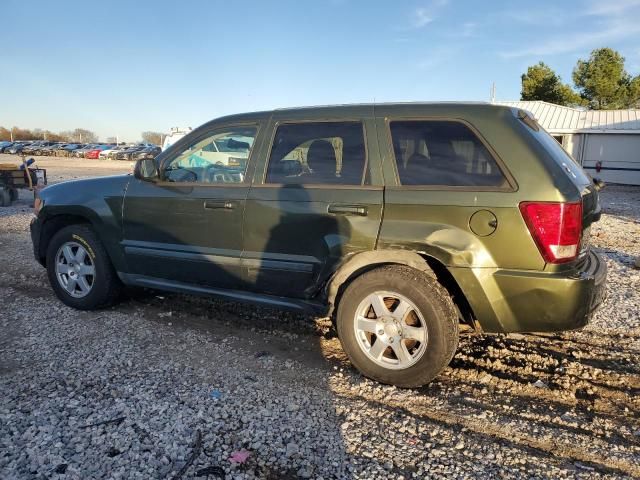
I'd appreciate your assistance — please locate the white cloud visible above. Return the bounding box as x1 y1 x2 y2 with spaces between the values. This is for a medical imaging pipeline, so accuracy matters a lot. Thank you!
409 0 449 29
501 8 567 27
583 0 640 16
500 11 640 58
413 8 434 28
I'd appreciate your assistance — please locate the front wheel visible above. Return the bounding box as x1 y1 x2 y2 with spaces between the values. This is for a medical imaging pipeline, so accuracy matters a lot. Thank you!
46 225 122 309
336 265 459 388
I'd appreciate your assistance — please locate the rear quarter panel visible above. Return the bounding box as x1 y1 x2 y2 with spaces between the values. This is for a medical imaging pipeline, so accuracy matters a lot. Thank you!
374 104 588 332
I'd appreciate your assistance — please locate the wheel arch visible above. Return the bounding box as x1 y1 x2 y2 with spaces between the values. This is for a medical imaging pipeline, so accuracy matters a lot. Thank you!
325 250 478 331
37 213 94 266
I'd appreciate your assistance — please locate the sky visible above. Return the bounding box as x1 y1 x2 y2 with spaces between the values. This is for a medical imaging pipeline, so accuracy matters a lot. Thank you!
1 0 639 141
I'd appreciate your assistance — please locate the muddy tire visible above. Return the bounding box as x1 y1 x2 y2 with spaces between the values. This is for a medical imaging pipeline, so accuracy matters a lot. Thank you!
46 224 122 310
336 265 458 388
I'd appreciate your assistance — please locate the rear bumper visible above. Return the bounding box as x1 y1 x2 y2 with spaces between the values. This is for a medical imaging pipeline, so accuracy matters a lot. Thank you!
451 250 607 333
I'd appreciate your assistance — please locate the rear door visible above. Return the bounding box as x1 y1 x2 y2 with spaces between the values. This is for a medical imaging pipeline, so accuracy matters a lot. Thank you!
241 109 384 298
121 123 262 289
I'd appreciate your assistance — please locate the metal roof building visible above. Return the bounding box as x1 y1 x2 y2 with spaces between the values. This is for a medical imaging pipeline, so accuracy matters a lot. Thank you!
497 101 640 185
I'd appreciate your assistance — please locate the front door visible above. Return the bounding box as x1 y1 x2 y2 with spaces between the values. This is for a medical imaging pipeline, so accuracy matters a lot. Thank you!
242 115 384 298
122 124 261 289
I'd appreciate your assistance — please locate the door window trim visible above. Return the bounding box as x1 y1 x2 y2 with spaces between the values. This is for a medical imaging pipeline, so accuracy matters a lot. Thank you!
155 122 262 187
383 116 518 192
261 119 370 187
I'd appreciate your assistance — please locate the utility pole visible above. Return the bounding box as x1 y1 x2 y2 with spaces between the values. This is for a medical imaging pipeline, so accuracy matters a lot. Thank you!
10 127 14 142
490 82 496 103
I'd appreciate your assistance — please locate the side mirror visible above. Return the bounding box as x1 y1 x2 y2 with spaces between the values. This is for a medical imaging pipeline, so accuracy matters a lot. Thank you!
134 158 159 182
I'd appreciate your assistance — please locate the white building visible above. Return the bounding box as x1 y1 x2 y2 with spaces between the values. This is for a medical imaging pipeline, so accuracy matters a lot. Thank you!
498 101 640 185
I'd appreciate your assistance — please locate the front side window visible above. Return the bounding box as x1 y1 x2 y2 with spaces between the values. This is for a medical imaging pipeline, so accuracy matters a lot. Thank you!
163 126 257 184
266 122 366 185
390 121 507 187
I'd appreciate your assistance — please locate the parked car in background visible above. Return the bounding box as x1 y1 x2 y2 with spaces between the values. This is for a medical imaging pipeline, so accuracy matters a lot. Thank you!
85 145 113 159
50 144 70 156
72 144 94 158
38 144 58 156
0 141 14 153
99 145 123 159
107 146 131 160
20 143 37 155
59 144 83 157
115 145 145 161
23 141 47 155
7 142 31 154
38 143 65 156
131 145 161 161
30 103 607 388
34 142 59 155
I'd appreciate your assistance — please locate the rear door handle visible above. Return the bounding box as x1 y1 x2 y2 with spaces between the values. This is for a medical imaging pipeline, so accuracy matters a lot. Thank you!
328 204 368 216
204 199 235 210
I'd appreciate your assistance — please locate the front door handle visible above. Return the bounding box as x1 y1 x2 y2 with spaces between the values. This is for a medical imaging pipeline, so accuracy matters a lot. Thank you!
204 199 235 210
328 204 368 216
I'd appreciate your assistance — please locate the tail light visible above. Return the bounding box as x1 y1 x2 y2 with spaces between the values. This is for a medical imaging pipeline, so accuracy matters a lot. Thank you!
519 201 582 264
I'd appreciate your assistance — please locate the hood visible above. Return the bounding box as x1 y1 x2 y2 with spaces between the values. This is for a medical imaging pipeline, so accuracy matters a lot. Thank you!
40 174 131 204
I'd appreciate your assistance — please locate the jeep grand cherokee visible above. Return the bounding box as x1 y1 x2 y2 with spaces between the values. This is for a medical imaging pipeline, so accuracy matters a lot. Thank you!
30 103 607 387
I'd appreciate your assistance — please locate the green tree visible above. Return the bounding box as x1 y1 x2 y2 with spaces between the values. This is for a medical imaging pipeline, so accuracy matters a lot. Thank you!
521 62 583 106
627 75 640 108
141 131 163 146
572 48 636 109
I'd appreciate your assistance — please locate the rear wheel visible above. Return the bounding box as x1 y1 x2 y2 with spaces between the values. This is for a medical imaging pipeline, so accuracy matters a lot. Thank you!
336 265 458 388
46 225 122 309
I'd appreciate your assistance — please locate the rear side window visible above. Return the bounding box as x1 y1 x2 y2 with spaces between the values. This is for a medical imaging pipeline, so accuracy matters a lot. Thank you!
389 120 507 187
523 121 592 188
266 122 366 185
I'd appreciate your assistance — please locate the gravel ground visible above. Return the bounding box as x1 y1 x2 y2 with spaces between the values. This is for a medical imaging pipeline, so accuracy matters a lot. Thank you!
1 156 639 479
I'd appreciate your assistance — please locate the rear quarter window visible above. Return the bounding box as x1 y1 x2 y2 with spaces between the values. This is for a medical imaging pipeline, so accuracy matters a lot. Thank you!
389 120 508 188
521 118 593 187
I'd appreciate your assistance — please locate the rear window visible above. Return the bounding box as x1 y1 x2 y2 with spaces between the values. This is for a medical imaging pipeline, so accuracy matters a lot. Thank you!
266 122 366 185
389 120 508 187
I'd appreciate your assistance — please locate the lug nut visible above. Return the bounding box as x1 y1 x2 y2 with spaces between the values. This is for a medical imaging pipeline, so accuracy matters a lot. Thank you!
389 338 394 343
378 330 384 335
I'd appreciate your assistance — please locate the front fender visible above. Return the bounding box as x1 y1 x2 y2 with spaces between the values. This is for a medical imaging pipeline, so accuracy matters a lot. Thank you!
38 175 130 270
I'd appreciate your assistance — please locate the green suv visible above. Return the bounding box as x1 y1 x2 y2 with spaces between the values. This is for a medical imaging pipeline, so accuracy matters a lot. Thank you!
30 103 607 387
